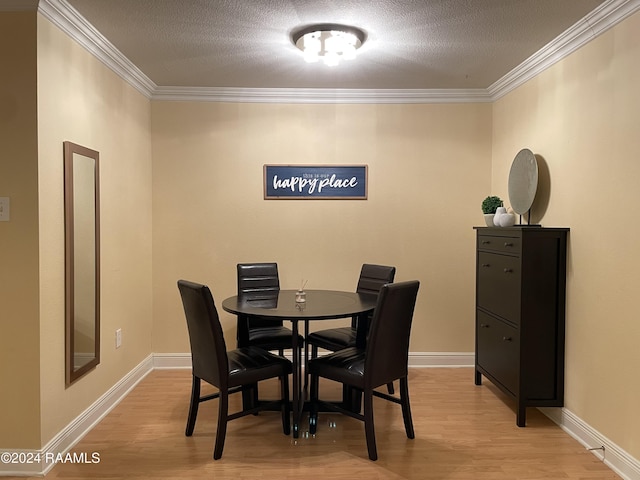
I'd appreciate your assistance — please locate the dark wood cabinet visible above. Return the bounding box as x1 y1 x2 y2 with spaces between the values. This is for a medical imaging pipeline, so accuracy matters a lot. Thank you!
474 226 569 426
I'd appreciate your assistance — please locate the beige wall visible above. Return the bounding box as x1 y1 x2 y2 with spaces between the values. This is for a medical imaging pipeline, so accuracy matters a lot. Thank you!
34 15 153 447
492 12 640 459
151 101 492 354
0 11 41 450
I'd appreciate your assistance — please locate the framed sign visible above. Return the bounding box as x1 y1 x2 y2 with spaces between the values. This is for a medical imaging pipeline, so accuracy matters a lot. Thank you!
264 165 367 200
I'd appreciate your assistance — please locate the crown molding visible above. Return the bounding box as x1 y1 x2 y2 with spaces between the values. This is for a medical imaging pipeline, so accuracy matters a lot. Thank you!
488 0 640 100
38 0 156 98
151 86 492 104
37 0 640 104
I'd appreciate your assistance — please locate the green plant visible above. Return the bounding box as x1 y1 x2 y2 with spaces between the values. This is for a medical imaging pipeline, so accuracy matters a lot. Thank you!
481 195 503 214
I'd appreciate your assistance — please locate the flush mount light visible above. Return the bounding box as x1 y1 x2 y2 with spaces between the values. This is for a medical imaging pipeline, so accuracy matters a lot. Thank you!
292 24 366 66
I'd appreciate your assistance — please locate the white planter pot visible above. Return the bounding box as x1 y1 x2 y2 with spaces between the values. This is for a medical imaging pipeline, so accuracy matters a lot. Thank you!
484 214 495 227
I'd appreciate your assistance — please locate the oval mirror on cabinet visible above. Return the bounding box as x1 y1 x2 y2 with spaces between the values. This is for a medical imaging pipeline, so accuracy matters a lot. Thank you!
508 148 538 219
64 141 100 387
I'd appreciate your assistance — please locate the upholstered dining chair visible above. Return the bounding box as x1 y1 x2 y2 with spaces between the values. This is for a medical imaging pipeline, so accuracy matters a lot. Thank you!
236 263 303 355
308 280 420 461
306 263 396 393
177 280 292 460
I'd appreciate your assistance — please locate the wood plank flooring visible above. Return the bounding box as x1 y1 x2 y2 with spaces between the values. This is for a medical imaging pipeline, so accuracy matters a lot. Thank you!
19 368 619 479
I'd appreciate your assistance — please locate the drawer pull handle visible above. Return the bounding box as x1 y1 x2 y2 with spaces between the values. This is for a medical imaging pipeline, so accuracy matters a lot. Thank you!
502 336 512 342
481 240 490 245
479 323 489 328
482 263 490 268
503 268 513 273
504 242 514 247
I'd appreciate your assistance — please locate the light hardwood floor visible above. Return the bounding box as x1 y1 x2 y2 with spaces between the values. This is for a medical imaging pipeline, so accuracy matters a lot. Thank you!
23 368 619 479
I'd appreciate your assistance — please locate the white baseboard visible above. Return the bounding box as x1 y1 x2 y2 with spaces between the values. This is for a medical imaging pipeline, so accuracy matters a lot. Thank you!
152 352 192 369
3 352 638 479
151 351 475 369
540 407 640 480
0 355 153 477
408 352 474 367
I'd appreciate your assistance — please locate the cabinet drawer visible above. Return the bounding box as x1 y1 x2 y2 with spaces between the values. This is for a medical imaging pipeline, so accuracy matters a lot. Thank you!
476 311 519 394
478 235 521 255
477 252 521 323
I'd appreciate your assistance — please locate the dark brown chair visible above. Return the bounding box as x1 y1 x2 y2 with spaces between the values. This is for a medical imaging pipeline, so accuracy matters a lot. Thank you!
308 280 420 461
178 279 292 460
306 264 396 392
236 263 303 355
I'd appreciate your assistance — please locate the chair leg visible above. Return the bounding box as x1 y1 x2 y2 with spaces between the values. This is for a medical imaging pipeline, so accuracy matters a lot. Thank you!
399 377 415 439
308 373 319 434
213 391 229 460
252 382 259 411
386 382 395 394
363 389 378 461
185 375 200 436
303 343 309 389
306 345 319 390
241 383 258 413
280 374 291 435
343 386 362 413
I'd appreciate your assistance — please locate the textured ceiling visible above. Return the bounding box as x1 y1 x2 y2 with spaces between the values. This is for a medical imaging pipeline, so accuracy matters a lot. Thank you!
63 0 607 90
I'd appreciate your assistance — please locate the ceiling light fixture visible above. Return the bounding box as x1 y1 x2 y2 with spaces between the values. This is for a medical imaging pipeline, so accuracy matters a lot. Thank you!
292 24 366 67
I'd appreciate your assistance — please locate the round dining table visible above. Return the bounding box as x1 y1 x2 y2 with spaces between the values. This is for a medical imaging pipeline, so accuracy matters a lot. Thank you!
222 289 378 437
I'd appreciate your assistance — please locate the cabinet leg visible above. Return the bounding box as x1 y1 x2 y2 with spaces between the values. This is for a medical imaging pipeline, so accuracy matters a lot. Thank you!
516 404 526 427
474 370 482 386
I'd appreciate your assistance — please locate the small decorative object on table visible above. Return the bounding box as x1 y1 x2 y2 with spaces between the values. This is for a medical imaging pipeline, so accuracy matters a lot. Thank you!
498 210 516 227
493 206 507 226
481 196 503 227
295 280 307 304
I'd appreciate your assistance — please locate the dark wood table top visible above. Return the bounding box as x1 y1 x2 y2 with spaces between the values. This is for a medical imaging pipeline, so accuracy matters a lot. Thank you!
221 289 377 320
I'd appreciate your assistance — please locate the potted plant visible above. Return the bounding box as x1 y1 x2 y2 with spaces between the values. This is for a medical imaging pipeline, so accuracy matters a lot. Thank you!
481 195 503 226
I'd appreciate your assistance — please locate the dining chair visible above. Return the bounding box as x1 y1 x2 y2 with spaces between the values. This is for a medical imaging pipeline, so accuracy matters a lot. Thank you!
236 263 303 355
308 280 420 461
177 279 292 460
306 263 396 393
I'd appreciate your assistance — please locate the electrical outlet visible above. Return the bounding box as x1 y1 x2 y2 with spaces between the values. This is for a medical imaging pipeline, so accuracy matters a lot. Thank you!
0 197 9 221
115 328 122 348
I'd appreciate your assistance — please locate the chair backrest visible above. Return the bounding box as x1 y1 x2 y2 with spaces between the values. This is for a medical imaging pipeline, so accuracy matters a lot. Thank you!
353 264 396 328
356 264 396 296
237 263 280 295
364 281 420 389
237 263 281 328
177 280 228 389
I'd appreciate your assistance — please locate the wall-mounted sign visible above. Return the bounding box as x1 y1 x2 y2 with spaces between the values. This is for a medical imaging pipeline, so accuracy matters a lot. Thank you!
264 165 368 200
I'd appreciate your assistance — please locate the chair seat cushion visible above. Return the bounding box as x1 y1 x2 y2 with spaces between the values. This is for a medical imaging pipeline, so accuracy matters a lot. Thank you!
248 325 304 350
308 347 365 388
307 327 356 351
228 346 292 386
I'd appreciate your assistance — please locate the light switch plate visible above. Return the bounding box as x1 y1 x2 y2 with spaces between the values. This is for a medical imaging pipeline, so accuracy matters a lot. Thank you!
0 197 9 221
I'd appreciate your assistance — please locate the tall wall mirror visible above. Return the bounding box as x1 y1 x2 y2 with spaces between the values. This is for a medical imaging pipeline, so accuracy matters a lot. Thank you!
64 141 100 387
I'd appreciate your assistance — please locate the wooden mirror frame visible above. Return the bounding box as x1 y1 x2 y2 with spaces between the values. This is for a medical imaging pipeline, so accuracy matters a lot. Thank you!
64 141 100 387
